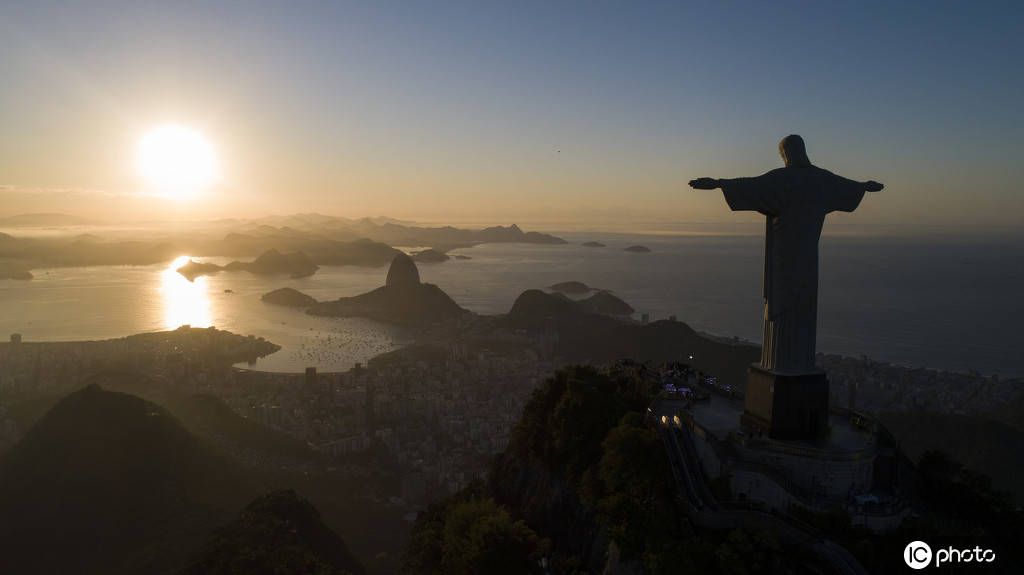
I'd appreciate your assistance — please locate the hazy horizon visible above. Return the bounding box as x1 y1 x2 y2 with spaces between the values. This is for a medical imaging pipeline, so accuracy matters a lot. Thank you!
4 210 1024 240
3 1 1023 228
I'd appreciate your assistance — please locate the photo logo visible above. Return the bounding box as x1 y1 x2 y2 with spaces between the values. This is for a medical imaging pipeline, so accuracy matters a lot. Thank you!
903 540 997 569
905 541 932 570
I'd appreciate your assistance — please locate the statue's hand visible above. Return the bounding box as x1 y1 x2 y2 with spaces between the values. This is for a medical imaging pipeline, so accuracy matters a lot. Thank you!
689 178 719 190
864 180 884 192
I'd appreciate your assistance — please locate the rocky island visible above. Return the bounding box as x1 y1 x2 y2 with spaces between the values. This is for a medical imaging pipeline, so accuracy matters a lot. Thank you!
411 249 449 263
176 259 223 281
581 241 606 247
624 244 651 253
177 249 319 281
261 287 318 308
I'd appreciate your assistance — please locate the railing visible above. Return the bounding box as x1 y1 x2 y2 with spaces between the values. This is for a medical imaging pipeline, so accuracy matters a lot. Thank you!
737 435 877 461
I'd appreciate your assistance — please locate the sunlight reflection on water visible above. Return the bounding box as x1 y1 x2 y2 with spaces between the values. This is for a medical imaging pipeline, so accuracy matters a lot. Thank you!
159 256 212 329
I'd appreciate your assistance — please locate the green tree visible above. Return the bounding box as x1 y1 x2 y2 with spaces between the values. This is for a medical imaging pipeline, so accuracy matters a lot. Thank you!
439 499 546 575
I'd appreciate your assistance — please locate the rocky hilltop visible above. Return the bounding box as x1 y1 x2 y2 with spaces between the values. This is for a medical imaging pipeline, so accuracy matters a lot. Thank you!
224 249 319 278
309 253 468 325
550 281 593 294
511 288 633 318
576 290 634 316
185 489 365 575
386 252 420 286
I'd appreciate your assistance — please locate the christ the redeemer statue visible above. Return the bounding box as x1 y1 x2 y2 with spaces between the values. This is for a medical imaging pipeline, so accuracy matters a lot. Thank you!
689 135 883 439
690 135 883 375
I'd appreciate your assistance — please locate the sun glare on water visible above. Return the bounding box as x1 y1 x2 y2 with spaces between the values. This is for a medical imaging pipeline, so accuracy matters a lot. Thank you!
160 256 213 330
136 124 220 197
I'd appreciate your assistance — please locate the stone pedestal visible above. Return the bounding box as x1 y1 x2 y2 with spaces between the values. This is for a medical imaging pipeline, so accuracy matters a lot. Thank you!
740 364 829 440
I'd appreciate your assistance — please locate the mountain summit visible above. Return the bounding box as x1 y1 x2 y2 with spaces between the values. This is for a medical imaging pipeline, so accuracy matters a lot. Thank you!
385 252 421 286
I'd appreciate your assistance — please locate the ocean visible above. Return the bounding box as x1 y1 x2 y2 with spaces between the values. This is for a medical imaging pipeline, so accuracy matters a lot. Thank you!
1 226 1022 376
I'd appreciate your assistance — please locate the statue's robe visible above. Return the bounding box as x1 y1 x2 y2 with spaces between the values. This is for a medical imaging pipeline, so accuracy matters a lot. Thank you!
720 166 865 373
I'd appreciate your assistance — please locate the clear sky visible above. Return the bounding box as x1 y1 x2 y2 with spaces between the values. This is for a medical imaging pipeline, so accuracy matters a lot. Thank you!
1 0 1021 227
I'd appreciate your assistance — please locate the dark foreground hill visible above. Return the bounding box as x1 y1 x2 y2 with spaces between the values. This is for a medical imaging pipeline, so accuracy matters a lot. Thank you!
0 385 258 575
184 489 365 575
0 384 371 575
403 366 1024 575
879 411 1024 505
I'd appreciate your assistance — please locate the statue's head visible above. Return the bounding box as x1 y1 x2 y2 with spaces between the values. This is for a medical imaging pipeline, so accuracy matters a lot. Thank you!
779 135 811 167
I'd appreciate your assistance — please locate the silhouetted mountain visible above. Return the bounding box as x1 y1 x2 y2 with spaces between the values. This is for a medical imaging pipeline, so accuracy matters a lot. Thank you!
306 237 400 266
177 259 223 281
386 252 420 286
549 281 593 294
184 489 365 575
624 245 651 253
178 249 319 280
477 223 566 245
508 289 580 319
0 217 560 277
505 290 758 387
261 287 319 308
346 220 566 249
0 385 257 575
309 254 469 325
225 249 319 278
509 288 631 318
576 291 634 316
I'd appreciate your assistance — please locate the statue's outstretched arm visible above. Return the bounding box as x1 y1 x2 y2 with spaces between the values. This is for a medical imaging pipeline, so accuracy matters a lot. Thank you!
688 178 720 190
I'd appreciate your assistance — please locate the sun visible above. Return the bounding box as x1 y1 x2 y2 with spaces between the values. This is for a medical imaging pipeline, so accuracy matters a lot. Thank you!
136 124 220 196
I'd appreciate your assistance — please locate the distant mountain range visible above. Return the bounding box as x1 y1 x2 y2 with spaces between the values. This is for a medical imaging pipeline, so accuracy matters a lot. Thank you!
0 213 99 227
0 213 565 279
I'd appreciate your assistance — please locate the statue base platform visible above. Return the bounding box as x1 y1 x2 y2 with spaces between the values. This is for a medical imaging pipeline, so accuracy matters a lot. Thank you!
740 364 829 440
